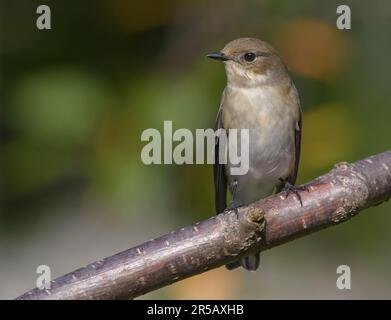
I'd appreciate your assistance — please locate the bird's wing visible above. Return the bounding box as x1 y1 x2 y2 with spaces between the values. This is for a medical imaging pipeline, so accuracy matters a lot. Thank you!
214 89 227 214
287 82 302 185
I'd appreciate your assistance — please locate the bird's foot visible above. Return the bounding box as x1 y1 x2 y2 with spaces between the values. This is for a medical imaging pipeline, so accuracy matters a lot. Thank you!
226 201 245 218
279 178 308 207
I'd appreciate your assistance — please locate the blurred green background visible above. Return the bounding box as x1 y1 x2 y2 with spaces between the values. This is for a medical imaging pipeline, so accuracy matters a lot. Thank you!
1 0 391 299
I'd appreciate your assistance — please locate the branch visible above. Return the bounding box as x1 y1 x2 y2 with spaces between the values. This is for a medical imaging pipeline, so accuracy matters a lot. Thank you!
16 151 391 300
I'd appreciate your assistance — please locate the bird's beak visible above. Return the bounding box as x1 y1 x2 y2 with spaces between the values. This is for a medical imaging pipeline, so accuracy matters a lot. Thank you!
207 51 229 61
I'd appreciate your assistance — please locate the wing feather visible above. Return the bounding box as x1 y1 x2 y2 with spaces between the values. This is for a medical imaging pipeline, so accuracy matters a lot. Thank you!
214 90 228 214
287 82 302 185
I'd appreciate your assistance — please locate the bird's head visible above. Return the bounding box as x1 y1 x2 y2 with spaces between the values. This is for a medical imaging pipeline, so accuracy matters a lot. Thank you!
207 38 287 87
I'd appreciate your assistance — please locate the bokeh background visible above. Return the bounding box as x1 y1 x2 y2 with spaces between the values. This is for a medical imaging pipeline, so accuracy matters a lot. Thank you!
1 0 391 299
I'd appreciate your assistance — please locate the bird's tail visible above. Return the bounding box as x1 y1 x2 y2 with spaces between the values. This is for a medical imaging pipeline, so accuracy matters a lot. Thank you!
226 253 260 271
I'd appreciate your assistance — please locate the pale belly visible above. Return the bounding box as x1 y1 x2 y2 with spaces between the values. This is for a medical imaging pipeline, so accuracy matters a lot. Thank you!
223 86 296 204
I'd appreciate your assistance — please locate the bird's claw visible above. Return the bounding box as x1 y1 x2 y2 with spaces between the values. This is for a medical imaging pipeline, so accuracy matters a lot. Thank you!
279 178 308 207
226 201 245 218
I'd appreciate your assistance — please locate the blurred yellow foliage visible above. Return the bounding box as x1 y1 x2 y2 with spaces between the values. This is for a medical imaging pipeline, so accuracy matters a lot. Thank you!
301 103 357 175
168 267 239 299
276 18 350 80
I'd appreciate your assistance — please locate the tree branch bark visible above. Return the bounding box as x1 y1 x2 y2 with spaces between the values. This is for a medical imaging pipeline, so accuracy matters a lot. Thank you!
16 150 391 300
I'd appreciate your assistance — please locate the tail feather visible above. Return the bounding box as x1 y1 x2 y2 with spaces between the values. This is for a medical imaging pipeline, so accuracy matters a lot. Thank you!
225 253 260 271
240 253 260 271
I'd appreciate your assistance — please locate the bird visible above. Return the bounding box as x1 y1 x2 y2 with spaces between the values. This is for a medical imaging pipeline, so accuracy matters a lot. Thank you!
207 38 302 271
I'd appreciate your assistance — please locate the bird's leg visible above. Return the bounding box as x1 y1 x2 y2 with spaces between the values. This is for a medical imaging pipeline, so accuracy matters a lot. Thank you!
278 178 309 207
227 179 244 218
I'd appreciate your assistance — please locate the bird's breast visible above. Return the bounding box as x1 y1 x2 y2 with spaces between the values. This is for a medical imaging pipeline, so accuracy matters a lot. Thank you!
222 85 296 202
223 85 292 129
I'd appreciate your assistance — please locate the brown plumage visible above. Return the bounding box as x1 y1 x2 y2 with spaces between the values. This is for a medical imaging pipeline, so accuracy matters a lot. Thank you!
209 38 302 271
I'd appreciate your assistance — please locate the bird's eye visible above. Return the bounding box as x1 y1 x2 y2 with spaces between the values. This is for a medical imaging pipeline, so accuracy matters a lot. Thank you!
244 52 256 62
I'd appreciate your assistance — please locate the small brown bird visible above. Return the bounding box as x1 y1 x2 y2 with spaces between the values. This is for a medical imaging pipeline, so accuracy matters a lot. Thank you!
208 38 302 271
